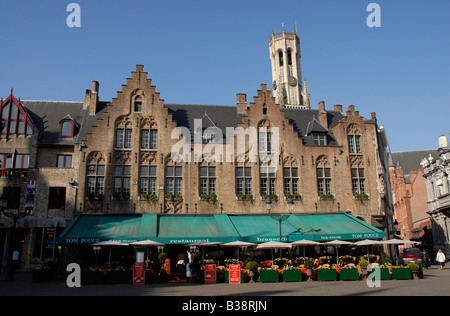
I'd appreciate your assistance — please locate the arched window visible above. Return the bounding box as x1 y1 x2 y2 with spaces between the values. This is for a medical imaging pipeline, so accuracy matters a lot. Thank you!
279 50 284 67
287 49 292 66
347 124 362 154
316 155 332 197
86 152 105 198
115 116 132 149
134 96 142 112
141 117 158 150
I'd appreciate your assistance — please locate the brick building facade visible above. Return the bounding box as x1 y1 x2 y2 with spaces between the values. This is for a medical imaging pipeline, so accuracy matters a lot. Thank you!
0 30 395 271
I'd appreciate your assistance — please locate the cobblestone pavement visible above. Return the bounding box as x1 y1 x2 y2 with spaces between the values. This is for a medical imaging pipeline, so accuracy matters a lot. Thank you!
1 265 449 297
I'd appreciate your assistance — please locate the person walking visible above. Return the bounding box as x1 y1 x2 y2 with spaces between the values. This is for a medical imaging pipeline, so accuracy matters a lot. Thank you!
421 249 430 270
436 249 446 270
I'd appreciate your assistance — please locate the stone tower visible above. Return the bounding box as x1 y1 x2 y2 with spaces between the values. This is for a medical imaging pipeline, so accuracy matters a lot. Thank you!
269 27 310 109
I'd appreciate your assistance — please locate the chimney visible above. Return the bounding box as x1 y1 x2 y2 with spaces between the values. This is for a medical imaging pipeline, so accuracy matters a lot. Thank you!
237 93 247 114
89 81 99 115
333 104 343 113
318 101 328 128
439 134 448 148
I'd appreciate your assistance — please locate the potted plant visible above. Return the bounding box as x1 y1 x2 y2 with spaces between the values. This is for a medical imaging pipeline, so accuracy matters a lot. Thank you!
359 259 369 276
304 259 314 280
245 260 258 283
407 262 421 280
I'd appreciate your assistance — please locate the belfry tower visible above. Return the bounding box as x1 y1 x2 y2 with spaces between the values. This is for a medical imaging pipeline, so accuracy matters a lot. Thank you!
269 27 310 109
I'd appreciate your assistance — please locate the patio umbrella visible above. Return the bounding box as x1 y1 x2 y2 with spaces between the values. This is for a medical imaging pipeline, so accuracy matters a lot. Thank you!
290 239 323 259
256 241 292 268
379 239 420 265
323 240 354 265
222 241 256 262
354 239 383 262
91 240 129 268
379 239 419 245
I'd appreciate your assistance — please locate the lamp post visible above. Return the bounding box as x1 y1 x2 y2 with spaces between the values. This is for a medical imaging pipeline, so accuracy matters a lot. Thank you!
0 192 29 281
287 196 294 213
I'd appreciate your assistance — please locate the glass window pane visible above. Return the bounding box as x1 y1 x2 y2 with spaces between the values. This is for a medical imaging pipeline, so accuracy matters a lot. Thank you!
140 178 148 194
283 168 290 178
2 104 10 119
245 167 251 177
97 165 105 176
324 168 331 178
115 165 122 176
316 168 323 178
123 165 131 176
140 166 148 176
209 167 215 177
292 168 298 178
149 166 156 177
61 121 72 137
236 167 243 177
166 166 173 177
359 168 364 178
150 130 157 149
175 166 182 177
351 168 357 178
141 130 149 149
200 166 208 177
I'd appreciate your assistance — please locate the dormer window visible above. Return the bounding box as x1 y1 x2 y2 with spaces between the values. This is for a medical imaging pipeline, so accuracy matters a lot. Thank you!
60 120 74 138
313 133 327 146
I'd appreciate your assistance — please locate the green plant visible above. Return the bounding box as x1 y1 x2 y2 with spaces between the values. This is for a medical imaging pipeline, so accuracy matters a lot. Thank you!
407 262 420 271
158 252 168 262
320 193 334 201
304 259 314 269
245 261 258 272
286 193 302 201
142 193 158 203
201 193 217 204
355 193 369 202
358 259 369 268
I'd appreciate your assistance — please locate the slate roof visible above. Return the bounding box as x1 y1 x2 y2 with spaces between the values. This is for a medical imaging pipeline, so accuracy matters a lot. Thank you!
20 100 346 147
21 100 109 145
390 150 438 183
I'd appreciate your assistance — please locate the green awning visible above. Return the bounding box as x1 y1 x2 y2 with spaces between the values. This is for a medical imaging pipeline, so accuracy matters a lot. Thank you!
57 213 385 245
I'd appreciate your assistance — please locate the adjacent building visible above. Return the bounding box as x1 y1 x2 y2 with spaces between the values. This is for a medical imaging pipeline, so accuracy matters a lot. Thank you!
422 134 450 257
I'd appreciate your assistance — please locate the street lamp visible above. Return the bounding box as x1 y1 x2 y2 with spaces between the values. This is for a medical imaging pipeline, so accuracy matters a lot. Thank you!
287 196 294 213
265 196 272 212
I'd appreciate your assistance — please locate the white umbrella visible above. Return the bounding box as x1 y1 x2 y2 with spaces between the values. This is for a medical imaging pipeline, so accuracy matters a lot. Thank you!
290 239 322 258
130 240 165 247
354 239 382 262
323 240 354 265
91 240 129 267
256 241 292 268
379 239 419 245
222 241 256 262
256 241 292 249
379 239 420 265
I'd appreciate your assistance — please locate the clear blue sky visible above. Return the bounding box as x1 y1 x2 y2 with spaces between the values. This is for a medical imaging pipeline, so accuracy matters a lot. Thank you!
0 0 449 152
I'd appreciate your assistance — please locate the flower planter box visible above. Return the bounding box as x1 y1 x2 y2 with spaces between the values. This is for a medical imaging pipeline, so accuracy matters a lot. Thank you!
391 268 411 280
282 269 302 282
373 268 390 280
339 268 359 281
260 269 279 283
317 269 337 281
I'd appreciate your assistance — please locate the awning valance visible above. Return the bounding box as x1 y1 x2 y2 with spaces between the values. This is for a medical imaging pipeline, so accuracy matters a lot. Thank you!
57 212 386 245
